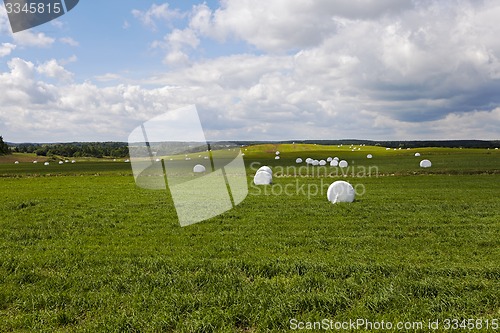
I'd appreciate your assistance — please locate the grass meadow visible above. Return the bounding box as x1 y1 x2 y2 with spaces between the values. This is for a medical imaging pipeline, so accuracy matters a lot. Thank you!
0 145 499 332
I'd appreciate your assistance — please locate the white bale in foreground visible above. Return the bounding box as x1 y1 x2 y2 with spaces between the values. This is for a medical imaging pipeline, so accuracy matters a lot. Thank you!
327 181 355 204
253 170 273 185
420 159 432 168
275 156 280 160
319 160 327 166
339 160 348 168
193 164 206 173
257 166 272 176
296 158 303 164
367 154 373 159
414 152 421 157
330 159 339 167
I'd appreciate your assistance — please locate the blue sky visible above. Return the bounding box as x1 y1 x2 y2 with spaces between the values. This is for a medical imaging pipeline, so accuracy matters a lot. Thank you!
1 0 500 142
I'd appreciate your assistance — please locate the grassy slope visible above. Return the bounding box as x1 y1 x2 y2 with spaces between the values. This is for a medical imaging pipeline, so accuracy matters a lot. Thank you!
0 145 499 332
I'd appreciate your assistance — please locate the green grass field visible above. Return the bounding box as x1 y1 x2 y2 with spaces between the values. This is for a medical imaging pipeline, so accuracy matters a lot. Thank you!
0 145 499 332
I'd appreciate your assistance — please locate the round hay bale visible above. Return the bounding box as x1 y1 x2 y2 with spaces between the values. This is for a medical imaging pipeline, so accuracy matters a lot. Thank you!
330 159 339 167
14 161 19 164
327 181 355 203
305 158 313 164
275 156 280 160
257 166 272 176
44 162 50 166
339 160 348 168
319 160 327 166
253 170 272 185
414 152 421 157
296 158 303 164
333 157 339 161
58 161 64 165
367 154 373 159
327 157 333 162
193 164 206 173
420 159 432 168
312 160 319 166
275 151 280 155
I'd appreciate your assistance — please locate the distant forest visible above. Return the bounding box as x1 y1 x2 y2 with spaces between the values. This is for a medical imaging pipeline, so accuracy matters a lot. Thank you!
10 142 129 158
0 136 10 155
232 139 500 149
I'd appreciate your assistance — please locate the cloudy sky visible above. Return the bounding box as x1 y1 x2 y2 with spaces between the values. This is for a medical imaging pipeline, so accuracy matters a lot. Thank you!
1 0 500 142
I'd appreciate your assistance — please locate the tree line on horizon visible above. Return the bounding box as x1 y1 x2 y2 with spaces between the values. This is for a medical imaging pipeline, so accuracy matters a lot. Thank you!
0 136 10 155
10 142 129 158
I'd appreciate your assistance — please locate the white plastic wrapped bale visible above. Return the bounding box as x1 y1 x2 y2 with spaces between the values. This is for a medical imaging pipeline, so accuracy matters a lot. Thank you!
319 160 327 166
253 170 273 185
296 158 303 164
193 164 206 173
14 161 19 164
306 158 313 164
367 154 373 159
275 156 280 160
44 162 50 166
312 160 319 166
333 157 339 161
414 152 421 157
420 159 432 168
327 181 355 203
275 151 280 155
339 160 348 168
330 159 339 167
327 157 333 162
59 161 64 165
257 166 272 176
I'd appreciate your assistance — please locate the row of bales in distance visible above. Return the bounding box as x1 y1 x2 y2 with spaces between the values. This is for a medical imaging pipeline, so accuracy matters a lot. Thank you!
251 144 451 204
